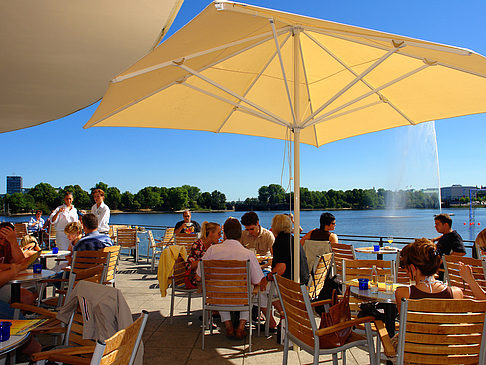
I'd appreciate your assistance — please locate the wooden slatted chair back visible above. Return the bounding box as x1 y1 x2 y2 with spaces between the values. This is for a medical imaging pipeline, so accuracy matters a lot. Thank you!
343 259 393 283
110 225 131 241
72 250 110 272
64 305 97 348
116 228 137 248
48 224 56 243
14 223 29 240
394 251 411 285
63 265 107 305
397 298 486 365
175 233 198 245
171 255 188 289
275 275 316 349
102 245 121 285
160 228 175 246
308 253 333 300
444 255 486 298
201 260 250 307
330 242 356 276
97 311 148 365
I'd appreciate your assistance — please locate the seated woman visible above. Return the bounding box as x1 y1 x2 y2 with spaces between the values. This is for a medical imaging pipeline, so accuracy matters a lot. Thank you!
395 238 463 312
261 214 309 330
185 221 221 288
20 235 41 259
64 221 83 266
300 212 338 246
459 228 486 299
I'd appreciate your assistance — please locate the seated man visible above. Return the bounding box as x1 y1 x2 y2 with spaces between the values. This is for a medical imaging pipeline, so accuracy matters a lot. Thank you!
174 210 201 234
240 211 274 255
431 213 466 257
28 210 47 243
75 214 113 252
197 217 264 339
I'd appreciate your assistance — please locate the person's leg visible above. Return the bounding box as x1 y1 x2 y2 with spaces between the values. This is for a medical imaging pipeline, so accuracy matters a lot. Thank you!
235 311 249 339
219 311 234 337
20 288 36 306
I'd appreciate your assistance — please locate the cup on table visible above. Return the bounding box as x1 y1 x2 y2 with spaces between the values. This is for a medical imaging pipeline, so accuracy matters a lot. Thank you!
33 263 42 274
358 278 369 290
385 274 394 293
373 244 380 252
0 321 12 342
52 247 59 254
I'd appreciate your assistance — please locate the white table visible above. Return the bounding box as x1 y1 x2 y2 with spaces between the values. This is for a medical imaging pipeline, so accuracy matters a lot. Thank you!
0 331 30 365
40 250 70 268
355 246 400 260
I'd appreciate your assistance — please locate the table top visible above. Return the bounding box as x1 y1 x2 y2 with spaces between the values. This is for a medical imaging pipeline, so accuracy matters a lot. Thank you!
0 332 30 356
40 250 70 258
10 269 56 284
350 285 397 304
355 246 400 255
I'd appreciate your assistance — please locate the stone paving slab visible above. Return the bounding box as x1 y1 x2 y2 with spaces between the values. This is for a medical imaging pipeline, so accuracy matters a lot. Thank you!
115 258 375 364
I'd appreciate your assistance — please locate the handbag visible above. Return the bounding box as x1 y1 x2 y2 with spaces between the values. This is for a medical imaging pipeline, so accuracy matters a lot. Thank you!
313 257 342 316
318 286 352 349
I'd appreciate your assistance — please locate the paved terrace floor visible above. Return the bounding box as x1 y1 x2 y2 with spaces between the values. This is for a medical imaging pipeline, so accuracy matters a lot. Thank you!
115 257 374 365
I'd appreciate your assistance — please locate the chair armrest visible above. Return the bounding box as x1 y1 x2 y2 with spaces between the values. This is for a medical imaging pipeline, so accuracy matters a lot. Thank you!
310 296 344 307
10 303 57 318
373 319 396 358
32 345 96 361
41 278 68 283
31 325 66 334
315 316 375 337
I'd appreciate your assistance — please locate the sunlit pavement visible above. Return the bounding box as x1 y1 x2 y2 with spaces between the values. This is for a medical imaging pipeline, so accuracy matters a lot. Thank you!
115 257 374 365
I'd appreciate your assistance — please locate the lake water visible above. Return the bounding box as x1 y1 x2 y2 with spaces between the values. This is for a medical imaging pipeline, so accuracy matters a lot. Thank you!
3 208 483 259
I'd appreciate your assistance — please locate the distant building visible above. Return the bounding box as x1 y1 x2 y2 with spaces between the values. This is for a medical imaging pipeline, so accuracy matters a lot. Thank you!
441 184 476 202
6 176 22 194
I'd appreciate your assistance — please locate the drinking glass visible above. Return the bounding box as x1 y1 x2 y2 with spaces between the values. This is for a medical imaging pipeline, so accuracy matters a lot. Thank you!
387 236 394 248
385 274 394 293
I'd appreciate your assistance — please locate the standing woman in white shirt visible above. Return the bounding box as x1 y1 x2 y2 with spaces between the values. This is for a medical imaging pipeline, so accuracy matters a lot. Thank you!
49 191 79 250
90 189 110 234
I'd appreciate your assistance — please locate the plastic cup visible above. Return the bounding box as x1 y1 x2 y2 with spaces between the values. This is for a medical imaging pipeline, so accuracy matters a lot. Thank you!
0 321 12 342
373 245 380 252
33 263 42 274
52 247 59 254
358 278 369 290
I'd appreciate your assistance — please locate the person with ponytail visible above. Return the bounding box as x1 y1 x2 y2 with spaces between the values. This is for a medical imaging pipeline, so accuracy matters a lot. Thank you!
185 221 221 288
395 238 463 312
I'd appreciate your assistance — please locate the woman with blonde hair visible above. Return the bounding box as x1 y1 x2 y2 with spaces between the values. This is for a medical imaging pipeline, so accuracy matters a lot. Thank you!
185 221 221 288
395 238 463 312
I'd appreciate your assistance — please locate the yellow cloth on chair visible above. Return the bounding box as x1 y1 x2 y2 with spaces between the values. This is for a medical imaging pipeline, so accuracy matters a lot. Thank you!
157 245 188 297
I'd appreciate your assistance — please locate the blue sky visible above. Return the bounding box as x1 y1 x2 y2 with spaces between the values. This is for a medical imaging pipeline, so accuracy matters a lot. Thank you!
2 0 486 201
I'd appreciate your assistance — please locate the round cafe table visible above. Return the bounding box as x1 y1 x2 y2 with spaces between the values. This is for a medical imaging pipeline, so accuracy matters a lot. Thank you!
0 331 30 365
355 246 400 260
40 250 70 268
10 269 56 304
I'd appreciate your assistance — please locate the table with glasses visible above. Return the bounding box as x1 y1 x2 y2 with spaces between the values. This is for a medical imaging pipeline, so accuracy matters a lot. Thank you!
355 246 400 260
9 269 56 304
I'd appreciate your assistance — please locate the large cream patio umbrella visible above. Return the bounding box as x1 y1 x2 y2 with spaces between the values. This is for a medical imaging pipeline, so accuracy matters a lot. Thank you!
86 1 486 280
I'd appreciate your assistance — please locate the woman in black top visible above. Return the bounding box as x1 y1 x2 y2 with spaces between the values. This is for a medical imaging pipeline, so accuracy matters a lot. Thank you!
300 212 338 246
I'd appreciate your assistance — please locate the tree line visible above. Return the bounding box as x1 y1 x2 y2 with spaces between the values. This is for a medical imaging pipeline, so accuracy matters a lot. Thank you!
0 182 439 214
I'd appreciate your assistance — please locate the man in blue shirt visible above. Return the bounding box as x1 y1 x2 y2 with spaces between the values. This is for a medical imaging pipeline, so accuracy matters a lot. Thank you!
74 213 113 252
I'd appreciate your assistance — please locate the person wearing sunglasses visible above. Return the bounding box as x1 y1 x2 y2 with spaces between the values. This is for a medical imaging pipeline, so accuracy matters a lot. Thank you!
174 210 201 234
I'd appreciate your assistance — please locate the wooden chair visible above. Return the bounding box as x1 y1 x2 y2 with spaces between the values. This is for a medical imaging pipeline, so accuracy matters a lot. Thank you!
102 245 121 287
375 298 486 364
308 253 333 301
39 250 110 308
167 253 199 325
14 222 29 241
303 240 331 273
274 275 376 365
200 260 253 351
151 228 174 271
31 310 148 365
443 254 486 298
330 242 356 277
117 228 139 263
394 251 410 285
48 223 57 247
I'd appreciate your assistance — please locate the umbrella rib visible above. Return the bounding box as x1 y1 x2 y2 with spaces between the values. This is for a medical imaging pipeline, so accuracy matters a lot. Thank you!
304 63 430 128
216 32 292 133
182 83 288 127
270 19 296 125
302 43 403 125
306 27 486 79
303 31 416 126
296 36 319 145
112 27 291 83
176 63 290 127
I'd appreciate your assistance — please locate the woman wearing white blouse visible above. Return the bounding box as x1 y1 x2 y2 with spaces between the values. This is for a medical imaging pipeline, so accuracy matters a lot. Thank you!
50 191 79 250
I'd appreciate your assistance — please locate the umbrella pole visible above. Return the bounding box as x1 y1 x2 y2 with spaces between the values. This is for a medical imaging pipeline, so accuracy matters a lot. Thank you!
293 27 301 284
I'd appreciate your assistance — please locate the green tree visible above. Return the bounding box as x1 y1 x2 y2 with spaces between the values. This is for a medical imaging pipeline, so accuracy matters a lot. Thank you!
106 187 122 210
28 183 59 211
210 190 226 210
167 187 189 211
61 185 91 210
8 193 35 212
182 185 200 209
91 182 109 195
136 187 162 209
198 192 212 209
120 191 140 211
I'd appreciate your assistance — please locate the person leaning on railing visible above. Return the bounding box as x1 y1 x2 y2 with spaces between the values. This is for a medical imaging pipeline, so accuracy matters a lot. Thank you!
300 212 338 246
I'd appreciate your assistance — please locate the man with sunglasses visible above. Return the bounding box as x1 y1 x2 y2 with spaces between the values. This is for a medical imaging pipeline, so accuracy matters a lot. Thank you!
174 210 201 234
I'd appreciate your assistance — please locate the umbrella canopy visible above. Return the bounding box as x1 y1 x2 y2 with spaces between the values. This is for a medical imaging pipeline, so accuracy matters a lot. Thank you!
86 1 486 279
0 0 183 133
